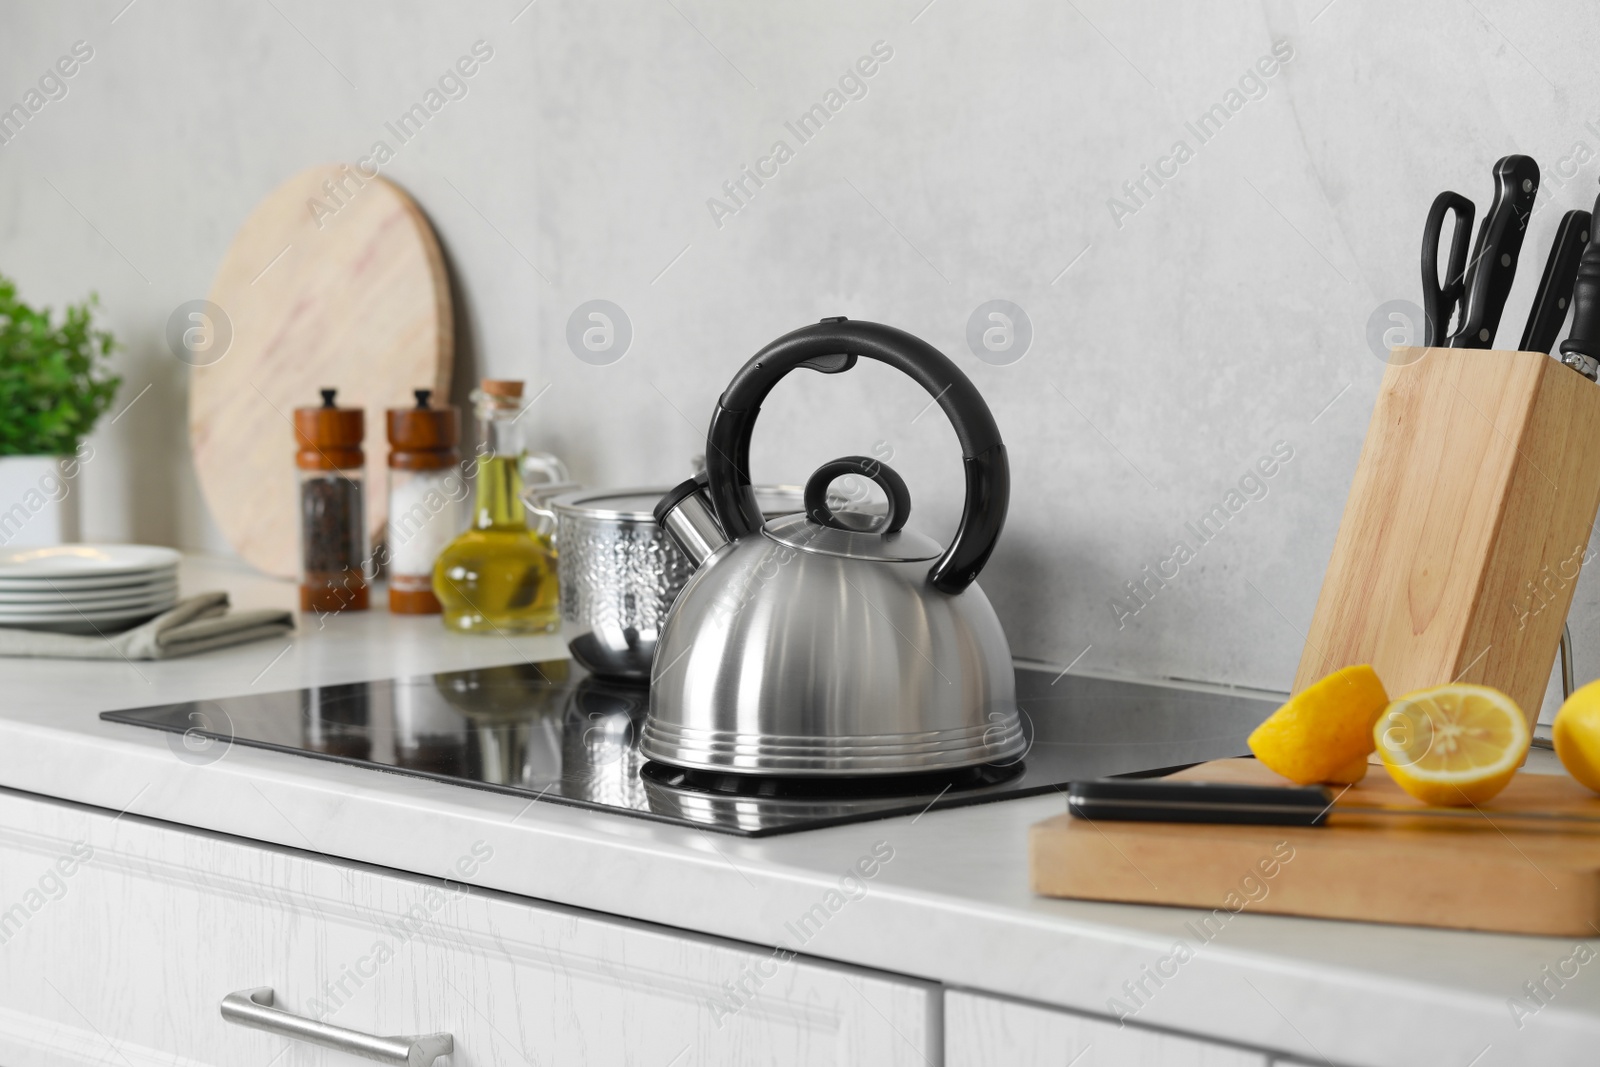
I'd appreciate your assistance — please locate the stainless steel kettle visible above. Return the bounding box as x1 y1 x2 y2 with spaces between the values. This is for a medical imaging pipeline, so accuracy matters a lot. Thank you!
641 317 1025 777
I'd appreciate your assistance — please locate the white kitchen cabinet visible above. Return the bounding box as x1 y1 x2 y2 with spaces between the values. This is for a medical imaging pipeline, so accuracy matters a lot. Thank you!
0 787 937 1067
944 990 1268 1067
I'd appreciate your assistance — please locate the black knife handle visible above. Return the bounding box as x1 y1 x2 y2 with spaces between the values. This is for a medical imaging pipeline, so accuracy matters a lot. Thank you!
1451 154 1541 348
1520 209 1592 354
1561 192 1600 365
1421 192 1475 347
1066 778 1333 827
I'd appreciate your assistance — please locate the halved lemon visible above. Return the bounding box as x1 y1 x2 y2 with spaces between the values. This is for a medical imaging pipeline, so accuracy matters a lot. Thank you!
1248 664 1389 785
1323 752 1371 785
1373 684 1529 806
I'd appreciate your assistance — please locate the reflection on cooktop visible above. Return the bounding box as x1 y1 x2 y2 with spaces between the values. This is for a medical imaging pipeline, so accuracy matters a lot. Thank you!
640 761 1025 798
100 661 1277 837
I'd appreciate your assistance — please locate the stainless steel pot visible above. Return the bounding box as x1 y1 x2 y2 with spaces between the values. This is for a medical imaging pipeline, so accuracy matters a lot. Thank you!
526 485 802 680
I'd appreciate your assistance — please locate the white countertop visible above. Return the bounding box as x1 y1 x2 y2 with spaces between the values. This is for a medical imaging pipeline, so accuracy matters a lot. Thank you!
2 555 1596 1067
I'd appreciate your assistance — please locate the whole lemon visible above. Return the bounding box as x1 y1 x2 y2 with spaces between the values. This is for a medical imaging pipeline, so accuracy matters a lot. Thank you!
1554 678 1600 794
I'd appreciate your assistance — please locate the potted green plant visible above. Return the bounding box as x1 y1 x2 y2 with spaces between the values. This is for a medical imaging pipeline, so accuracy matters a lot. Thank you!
0 273 120 547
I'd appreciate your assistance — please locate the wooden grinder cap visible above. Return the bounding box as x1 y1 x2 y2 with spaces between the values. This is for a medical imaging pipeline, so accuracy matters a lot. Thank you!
294 389 364 471
387 389 460 470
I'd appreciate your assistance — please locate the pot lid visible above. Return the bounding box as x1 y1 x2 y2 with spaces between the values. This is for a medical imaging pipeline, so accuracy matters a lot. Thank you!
761 512 942 562
551 488 672 521
550 485 804 522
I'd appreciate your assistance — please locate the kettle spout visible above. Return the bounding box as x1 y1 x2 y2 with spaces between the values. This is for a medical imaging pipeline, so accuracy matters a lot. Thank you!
655 476 728 568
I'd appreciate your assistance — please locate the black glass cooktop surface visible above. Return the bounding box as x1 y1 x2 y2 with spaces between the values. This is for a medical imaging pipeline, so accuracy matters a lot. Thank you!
100 661 1277 836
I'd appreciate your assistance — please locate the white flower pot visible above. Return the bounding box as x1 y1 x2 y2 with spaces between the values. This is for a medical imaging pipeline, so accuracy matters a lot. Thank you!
0 455 83 548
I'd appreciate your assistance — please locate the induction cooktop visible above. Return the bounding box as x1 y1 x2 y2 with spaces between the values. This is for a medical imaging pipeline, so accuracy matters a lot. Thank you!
100 661 1278 836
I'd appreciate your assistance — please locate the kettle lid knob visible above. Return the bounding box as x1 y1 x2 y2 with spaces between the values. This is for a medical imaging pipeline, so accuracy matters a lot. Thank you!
803 456 910 535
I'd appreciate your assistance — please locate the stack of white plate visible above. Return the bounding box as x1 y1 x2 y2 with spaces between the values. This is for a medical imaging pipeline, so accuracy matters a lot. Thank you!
0 545 181 634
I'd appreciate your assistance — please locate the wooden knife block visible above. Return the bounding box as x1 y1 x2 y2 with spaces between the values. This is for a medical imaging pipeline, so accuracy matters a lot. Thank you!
1294 347 1600 724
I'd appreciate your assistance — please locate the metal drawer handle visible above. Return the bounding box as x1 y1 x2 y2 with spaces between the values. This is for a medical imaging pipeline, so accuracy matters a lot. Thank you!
221 987 453 1066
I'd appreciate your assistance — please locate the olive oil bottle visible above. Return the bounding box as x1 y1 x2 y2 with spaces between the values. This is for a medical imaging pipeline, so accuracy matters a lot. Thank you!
433 380 560 635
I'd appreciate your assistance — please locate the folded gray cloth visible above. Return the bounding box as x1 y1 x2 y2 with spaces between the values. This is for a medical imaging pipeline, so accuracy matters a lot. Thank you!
0 591 294 660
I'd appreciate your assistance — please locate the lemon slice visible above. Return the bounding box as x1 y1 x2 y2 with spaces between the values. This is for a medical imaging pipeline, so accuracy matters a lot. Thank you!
1373 684 1529 806
1248 664 1389 785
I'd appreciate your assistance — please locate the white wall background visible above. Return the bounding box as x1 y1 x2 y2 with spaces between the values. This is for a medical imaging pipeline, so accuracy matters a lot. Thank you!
2 0 1597 708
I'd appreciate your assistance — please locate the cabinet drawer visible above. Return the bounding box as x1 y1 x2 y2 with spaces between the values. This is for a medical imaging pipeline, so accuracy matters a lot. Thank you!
946 990 1266 1067
0 789 936 1067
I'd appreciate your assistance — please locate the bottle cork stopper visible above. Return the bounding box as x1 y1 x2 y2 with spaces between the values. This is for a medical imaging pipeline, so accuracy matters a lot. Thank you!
480 379 524 398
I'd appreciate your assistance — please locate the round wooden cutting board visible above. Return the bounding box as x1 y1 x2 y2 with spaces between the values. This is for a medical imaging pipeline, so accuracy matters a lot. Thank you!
191 165 453 579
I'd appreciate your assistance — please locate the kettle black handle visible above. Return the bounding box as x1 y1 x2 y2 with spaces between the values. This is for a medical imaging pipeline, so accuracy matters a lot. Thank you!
704 318 1008 594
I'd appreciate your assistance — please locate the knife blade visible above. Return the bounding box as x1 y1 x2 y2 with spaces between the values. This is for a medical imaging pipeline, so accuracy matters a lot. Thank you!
1066 777 1600 829
1450 154 1541 348
1519 208 1592 354
1559 191 1600 380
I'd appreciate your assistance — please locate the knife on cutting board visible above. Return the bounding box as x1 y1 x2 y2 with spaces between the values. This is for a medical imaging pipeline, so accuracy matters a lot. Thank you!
1450 154 1541 348
1520 208 1591 354
1559 191 1600 380
1066 777 1600 829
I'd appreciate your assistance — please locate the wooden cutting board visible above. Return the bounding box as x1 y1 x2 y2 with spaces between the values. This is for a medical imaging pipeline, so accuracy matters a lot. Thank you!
1031 758 1600 936
191 165 453 579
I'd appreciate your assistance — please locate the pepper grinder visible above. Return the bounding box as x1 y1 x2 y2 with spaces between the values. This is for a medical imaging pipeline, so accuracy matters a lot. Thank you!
294 388 368 613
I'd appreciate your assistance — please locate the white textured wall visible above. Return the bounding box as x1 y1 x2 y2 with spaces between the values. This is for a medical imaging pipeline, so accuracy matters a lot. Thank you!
2 0 1596 705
